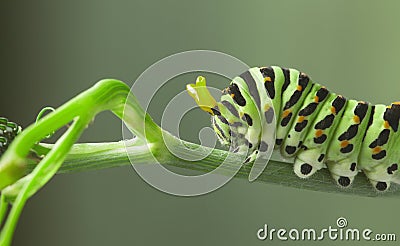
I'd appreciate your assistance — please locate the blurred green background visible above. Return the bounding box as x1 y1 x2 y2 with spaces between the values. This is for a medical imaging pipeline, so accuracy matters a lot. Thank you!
1 0 400 245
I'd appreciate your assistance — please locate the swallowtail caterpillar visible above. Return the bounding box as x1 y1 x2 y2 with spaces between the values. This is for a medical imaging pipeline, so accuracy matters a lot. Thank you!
187 66 400 192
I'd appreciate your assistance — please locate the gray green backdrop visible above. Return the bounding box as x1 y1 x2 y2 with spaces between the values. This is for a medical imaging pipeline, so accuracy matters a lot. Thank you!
1 0 400 245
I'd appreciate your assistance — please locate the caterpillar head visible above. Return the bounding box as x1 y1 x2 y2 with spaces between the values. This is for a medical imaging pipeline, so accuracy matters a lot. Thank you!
0 117 22 156
186 76 245 148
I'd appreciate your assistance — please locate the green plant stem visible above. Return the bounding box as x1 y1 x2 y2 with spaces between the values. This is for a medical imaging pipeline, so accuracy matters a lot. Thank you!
35 137 395 198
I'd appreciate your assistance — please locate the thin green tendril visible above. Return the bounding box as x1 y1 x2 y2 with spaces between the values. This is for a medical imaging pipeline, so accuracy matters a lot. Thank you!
35 107 56 138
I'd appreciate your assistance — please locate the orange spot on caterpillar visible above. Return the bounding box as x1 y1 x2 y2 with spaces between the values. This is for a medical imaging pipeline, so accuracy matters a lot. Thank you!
315 129 323 137
384 121 390 129
393 101 400 105
373 146 382 154
353 115 360 124
296 85 302 91
298 116 305 123
330 106 336 115
314 96 319 102
282 110 291 118
230 93 235 98
341 140 349 148
264 77 272 82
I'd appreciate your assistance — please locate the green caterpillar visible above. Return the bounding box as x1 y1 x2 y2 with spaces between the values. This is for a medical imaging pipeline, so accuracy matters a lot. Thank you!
0 117 21 156
187 66 400 192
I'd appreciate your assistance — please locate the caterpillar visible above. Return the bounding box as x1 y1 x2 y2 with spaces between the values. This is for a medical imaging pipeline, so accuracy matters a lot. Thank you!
187 66 400 192
0 117 22 156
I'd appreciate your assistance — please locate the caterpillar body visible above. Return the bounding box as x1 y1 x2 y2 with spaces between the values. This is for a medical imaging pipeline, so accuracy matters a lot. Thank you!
187 66 400 192
0 117 22 156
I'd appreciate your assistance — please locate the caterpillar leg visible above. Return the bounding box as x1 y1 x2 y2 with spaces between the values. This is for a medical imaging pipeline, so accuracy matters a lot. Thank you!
325 161 357 188
363 163 398 192
368 180 390 192
293 156 324 178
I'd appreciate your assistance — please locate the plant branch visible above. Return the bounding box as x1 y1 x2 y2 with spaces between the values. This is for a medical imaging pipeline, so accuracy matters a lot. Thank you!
36 137 397 198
